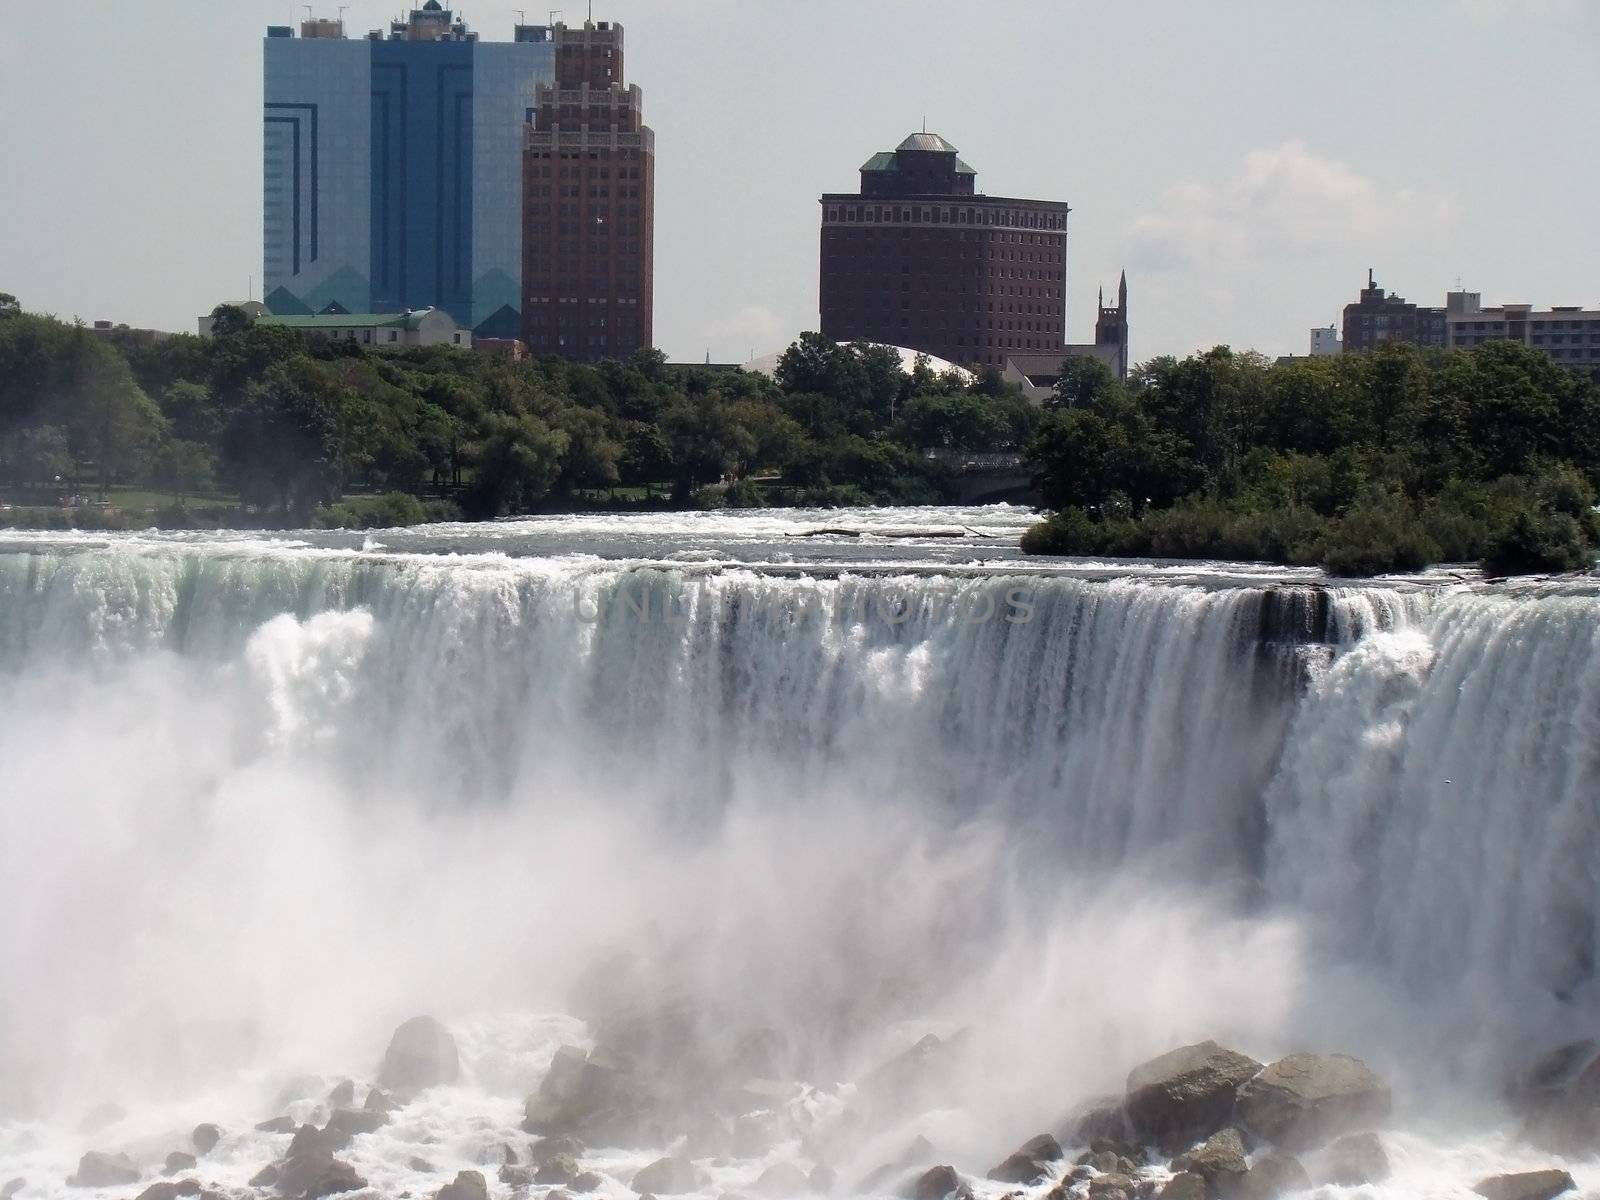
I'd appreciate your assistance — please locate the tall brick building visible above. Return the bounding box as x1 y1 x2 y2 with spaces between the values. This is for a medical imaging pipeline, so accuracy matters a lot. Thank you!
521 20 654 360
1342 270 1446 353
819 132 1070 369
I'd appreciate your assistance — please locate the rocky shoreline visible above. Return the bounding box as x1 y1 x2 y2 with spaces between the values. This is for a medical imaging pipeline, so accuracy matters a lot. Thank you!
21 1017 1599 1200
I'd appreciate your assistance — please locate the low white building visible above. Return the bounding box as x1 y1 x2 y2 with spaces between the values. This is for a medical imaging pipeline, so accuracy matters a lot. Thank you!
1003 345 1124 406
199 305 470 349
1445 292 1600 370
1310 326 1342 356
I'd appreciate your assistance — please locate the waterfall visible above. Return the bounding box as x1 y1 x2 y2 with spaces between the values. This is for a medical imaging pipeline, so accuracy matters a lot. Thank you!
0 529 1596 1192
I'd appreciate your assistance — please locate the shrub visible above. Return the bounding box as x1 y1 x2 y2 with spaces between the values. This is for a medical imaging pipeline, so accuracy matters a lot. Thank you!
1483 508 1597 576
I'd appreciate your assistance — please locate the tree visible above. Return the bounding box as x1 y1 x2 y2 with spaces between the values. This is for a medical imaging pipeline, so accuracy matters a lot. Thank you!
465 411 569 517
150 439 217 501
208 304 254 338
224 359 343 517
660 392 757 498
1051 356 1118 409
0 292 19 318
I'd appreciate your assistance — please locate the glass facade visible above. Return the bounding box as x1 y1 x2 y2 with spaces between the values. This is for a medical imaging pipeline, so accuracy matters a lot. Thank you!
263 21 553 333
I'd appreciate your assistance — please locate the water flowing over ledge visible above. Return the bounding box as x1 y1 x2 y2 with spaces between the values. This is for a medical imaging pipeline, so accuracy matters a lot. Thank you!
0 511 1596 1199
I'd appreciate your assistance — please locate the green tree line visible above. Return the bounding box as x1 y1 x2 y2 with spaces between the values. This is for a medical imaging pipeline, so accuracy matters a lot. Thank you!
0 302 1039 528
1024 345 1600 576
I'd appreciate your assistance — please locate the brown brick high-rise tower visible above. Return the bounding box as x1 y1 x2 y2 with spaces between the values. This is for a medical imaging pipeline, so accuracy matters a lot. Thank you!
819 132 1069 369
521 20 654 360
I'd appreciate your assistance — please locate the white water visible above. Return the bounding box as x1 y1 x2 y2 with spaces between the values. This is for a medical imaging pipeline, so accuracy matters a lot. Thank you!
0 508 1596 1199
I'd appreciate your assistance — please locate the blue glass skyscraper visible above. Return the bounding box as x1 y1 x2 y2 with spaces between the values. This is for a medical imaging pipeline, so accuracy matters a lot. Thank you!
263 4 555 337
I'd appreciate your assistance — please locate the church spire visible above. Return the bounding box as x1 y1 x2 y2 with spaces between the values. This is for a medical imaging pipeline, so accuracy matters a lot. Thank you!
1118 269 1127 311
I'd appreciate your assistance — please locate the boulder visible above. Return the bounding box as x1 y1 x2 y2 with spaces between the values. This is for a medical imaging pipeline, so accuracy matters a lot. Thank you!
67 1152 140 1188
987 1133 1063 1184
301 1158 367 1200
572 1171 606 1193
255 1116 296 1134
1234 1152 1310 1200
326 1080 355 1108
409 1158 435 1173
163 1152 197 1176
379 1016 460 1092
287 1124 335 1160
323 1107 389 1149
902 1165 959 1200
1317 1131 1389 1185
535 1154 582 1186
632 1157 704 1195
524 1046 660 1146
1171 1127 1246 1193
191 1124 222 1156
857 1135 936 1194
1472 1170 1577 1200
498 1165 536 1189
1065 1097 1130 1146
436 1170 489 1200
249 1164 281 1187
363 1088 399 1114
1512 1042 1600 1151
754 1162 811 1197
1124 1041 1262 1145
1237 1054 1390 1151
134 1182 200 1200
1 1180 22 1200
1157 1174 1207 1200
1086 1176 1133 1200
532 1136 586 1164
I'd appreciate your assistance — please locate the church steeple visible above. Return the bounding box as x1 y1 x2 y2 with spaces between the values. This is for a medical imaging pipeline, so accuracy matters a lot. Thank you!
1095 270 1130 382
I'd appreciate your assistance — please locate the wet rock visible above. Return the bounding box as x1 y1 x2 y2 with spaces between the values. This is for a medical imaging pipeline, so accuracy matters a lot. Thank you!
1086 1175 1133 1200
67 1152 140 1188
1124 1041 1262 1146
1 1180 22 1200
249 1164 281 1188
1317 1131 1389 1185
808 1166 836 1195
902 1166 959 1200
1237 1054 1389 1151
1065 1097 1130 1146
1156 1174 1207 1200
1512 1041 1600 1152
987 1133 1063 1184
255 1116 296 1134
378 1016 460 1092
301 1158 367 1200
363 1088 399 1114
323 1107 389 1149
571 1172 605 1194
287 1124 335 1160
524 1046 660 1146
408 1159 435 1174
1171 1127 1246 1193
753 1162 810 1196
857 1135 936 1193
1234 1152 1310 1200
191 1124 222 1156
326 1080 355 1108
436 1170 489 1200
1472 1170 1577 1200
860 1036 954 1115
163 1152 197 1176
134 1182 201 1200
632 1157 704 1195
497 1165 535 1189
532 1136 586 1163
535 1154 581 1186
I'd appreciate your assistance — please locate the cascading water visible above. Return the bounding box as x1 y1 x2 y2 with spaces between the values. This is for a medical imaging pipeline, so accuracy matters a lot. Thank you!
0 509 1595 1199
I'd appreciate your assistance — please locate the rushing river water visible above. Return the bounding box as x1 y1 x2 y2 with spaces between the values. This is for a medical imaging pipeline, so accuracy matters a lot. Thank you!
0 506 1596 1199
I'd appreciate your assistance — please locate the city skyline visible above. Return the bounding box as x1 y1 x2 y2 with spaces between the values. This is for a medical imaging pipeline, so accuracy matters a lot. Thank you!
2 0 1597 365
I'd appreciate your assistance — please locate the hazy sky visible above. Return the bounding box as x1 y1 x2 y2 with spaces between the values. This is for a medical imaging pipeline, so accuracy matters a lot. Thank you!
2 0 1596 365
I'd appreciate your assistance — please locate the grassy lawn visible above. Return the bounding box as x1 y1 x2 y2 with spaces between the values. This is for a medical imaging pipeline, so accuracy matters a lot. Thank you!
103 488 238 511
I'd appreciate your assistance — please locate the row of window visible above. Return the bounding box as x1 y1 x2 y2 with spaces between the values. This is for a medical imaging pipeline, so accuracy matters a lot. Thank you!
825 203 1065 231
